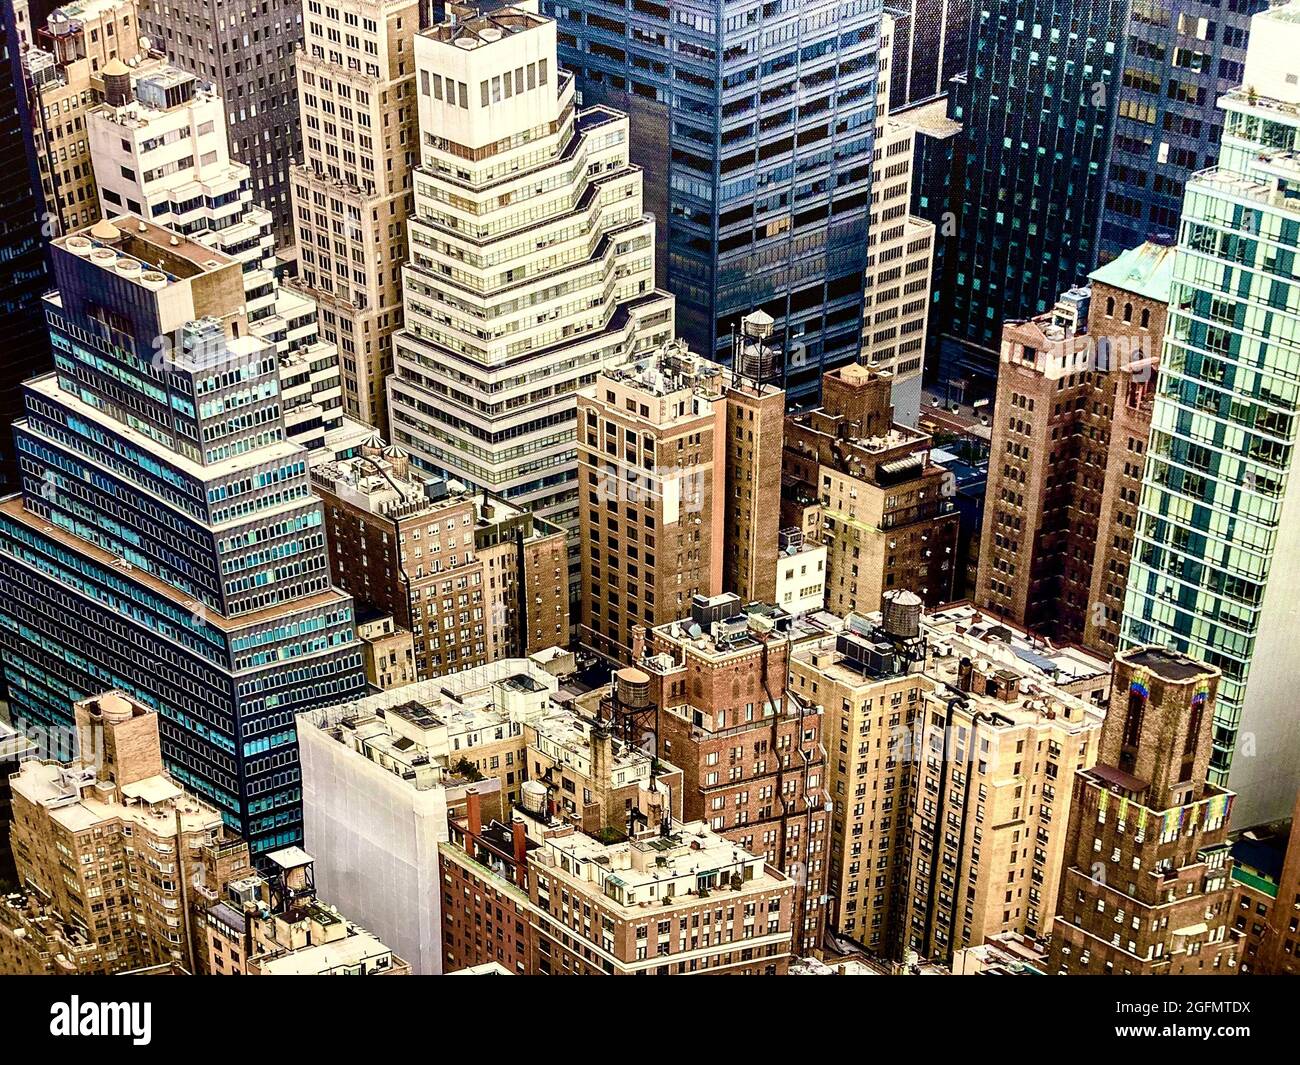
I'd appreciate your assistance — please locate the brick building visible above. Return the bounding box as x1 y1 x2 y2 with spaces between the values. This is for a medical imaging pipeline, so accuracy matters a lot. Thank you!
577 339 785 661
314 444 569 679
1049 647 1244 974
439 791 797 975
975 241 1172 653
618 593 832 955
783 364 959 616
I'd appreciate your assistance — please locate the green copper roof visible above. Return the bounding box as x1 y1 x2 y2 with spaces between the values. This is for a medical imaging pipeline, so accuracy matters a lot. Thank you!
1088 241 1177 304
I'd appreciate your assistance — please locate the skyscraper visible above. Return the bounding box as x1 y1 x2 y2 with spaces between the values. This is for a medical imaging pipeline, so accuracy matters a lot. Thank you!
548 0 882 400
290 0 422 433
974 243 1173 653
0 0 53 495
87 63 364 457
1049 648 1242 974
938 0 1124 390
1121 2 1300 825
863 12 936 421
136 0 303 245
1098 0 1269 264
883 0 972 112
386 4 675 596
0 217 367 859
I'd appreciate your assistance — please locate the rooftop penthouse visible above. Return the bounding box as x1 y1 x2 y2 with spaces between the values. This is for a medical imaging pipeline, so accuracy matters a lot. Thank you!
635 592 839 671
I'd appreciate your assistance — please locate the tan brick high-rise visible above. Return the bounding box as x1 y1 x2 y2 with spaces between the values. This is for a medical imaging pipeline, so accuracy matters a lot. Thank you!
784 364 959 614
1049 647 1244 974
975 241 1171 653
290 0 419 431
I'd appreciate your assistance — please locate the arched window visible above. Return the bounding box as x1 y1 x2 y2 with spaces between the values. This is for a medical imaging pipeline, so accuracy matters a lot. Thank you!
1123 302 1133 323
1105 296 1115 316
1140 307 1150 328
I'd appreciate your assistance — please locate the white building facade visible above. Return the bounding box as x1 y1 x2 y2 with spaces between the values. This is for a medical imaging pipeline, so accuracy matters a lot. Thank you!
386 4 675 575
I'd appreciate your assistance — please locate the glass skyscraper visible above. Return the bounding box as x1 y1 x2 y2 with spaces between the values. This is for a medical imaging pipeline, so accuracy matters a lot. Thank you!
1 3 53 495
1098 0 1268 265
0 217 367 858
546 0 882 401
938 0 1124 389
1121 3 1300 825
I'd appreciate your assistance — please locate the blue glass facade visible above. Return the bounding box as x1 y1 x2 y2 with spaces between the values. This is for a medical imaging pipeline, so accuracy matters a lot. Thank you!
0 224 367 860
1098 0 1267 264
939 0 1124 388
546 0 882 401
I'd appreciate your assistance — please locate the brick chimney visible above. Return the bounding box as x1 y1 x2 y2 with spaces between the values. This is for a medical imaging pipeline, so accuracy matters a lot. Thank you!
511 819 528 889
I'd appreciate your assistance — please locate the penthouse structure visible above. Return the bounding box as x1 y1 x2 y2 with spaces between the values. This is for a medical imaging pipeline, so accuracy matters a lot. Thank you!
622 593 832 956
290 0 422 431
387 5 676 568
975 242 1173 653
0 218 367 859
313 444 569 679
440 804 797 975
784 364 959 615
1050 648 1243 974
4 691 248 974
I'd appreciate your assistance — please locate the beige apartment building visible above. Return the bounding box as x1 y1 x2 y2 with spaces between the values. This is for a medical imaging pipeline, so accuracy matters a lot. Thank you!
21 0 150 234
5 691 246 974
790 599 1110 962
440 802 798 975
975 241 1172 653
784 364 959 616
291 0 420 431
861 13 935 425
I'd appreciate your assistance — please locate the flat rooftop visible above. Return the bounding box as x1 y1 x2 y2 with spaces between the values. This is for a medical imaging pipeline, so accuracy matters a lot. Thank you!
59 215 236 282
1119 646 1217 683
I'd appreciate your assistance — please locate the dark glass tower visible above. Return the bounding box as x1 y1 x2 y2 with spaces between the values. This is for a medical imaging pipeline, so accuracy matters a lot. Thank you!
0 218 367 860
1098 0 1269 264
938 0 1125 389
885 0 973 111
0 2 54 495
545 0 882 401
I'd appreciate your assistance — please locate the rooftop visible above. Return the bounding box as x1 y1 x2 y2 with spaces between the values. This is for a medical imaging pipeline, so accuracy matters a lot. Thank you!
531 818 788 912
425 5 548 49
1089 240 1177 304
1117 646 1218 684
10 758 225 838
57 215 236 283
